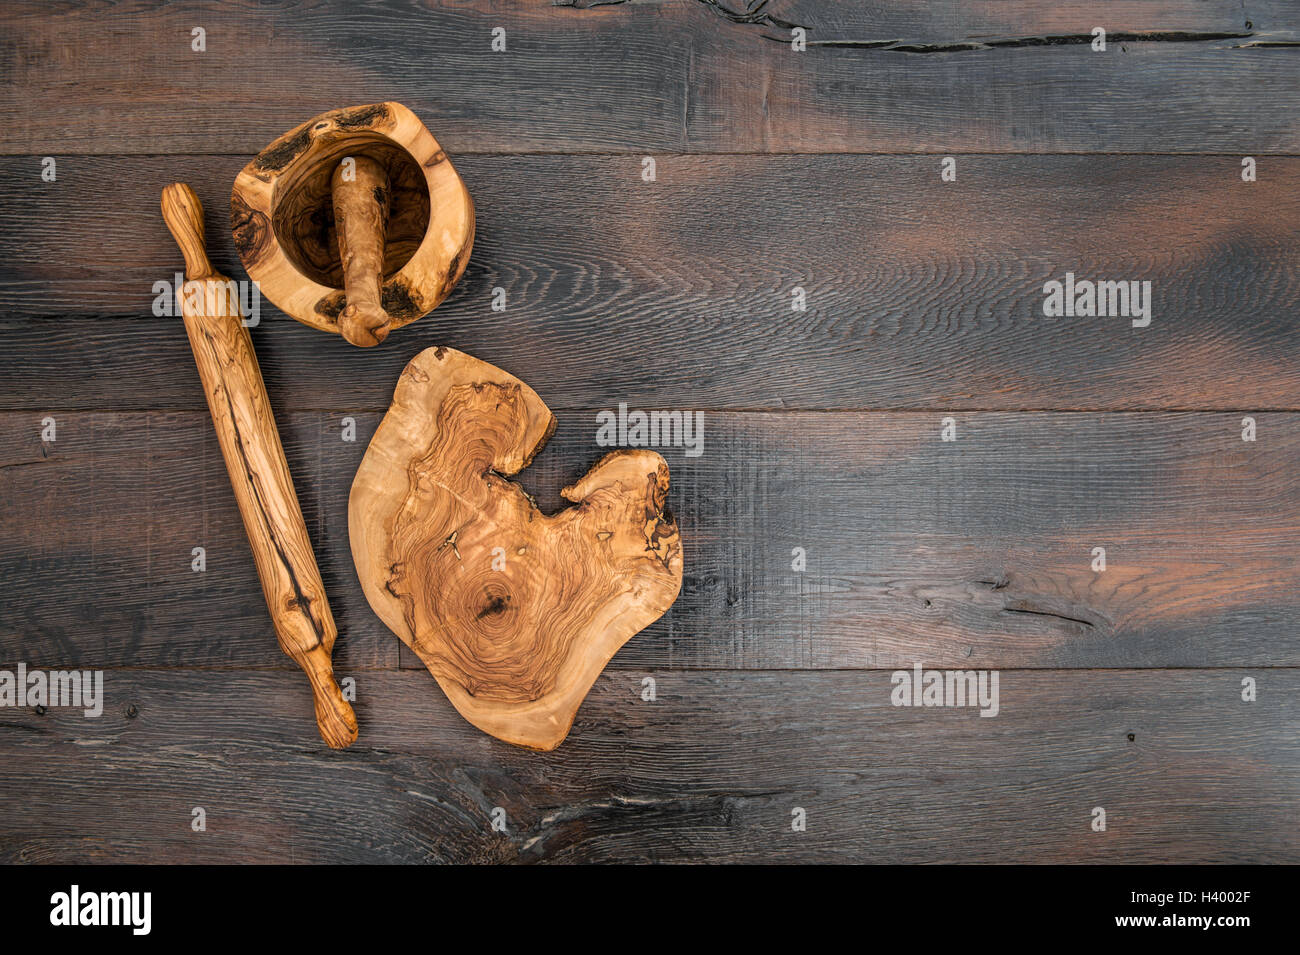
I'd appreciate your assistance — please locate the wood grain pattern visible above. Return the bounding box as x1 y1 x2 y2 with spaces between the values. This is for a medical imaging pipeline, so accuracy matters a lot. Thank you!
161 184 356 748
351 347 682 749
3 410 1296 672
1 155 1298 411
0 668 1292 863
1 1 1297 154
0 0 1294 866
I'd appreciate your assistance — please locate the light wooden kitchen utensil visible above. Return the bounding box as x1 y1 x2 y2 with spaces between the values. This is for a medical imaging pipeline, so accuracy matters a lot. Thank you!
161 183 357 748
349 347 684 750
231 102 474 347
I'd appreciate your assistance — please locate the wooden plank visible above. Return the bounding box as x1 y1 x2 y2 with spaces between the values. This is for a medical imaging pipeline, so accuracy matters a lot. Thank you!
0 411 398 672
2 154 1298 411
0 668 1292 863
1 1 1297 154
763 0 1299 41
4 410 1296 671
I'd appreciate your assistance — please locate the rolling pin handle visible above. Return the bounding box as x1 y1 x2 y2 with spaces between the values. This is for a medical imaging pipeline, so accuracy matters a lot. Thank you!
161 182 215 280
303 645 360 749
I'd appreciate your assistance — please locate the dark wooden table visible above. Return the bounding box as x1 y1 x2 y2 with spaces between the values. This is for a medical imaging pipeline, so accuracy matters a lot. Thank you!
1 1 1297 863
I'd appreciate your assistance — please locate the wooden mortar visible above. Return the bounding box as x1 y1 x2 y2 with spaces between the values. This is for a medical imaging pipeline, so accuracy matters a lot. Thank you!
231 102 474 347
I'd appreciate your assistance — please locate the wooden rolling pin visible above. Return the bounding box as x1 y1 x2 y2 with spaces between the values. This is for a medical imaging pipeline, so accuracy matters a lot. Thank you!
161 183 358 749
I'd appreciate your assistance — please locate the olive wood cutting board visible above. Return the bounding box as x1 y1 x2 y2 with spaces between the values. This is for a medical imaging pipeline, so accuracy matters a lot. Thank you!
349 347 683 750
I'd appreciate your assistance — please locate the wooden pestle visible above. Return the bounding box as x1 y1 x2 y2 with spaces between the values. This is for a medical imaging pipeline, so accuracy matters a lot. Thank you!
161 183 359 749
331 156 392 347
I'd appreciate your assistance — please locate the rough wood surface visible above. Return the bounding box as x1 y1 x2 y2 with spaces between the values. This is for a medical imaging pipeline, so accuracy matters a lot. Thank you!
1 0 1295 865
1 1 1297 154
231 102 474 344
351 348 682 749
3 410 1296 672
1 155 1297 411
160 184 356 748
0 668 1292 863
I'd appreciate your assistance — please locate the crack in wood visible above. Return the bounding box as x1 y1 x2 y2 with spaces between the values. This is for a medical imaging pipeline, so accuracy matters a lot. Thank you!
766 29 1267 52
202 323 326 648
552 1 1277 52
520 789 787 852
1002 604 1096 629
